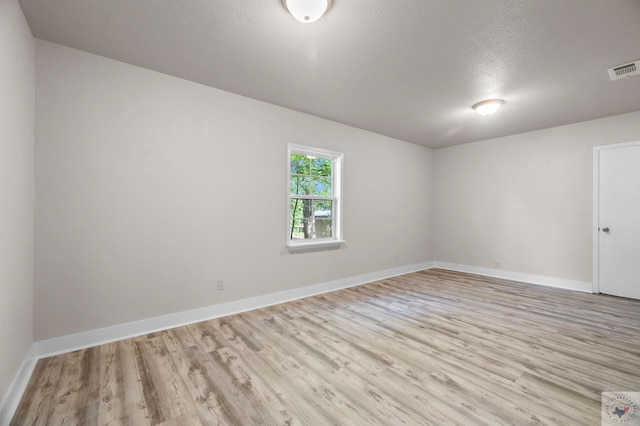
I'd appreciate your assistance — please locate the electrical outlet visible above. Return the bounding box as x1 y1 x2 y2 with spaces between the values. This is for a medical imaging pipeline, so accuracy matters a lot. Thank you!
495 262 500 270
217 279 224 291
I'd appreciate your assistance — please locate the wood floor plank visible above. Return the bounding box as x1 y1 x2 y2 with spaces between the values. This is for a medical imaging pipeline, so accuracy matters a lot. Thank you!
12 269 640 425
158 329 228 425
99 340 149 425
47 349 94 425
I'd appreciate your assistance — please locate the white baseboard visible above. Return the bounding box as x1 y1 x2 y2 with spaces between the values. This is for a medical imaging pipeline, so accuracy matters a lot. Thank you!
2 259 593 424
433 261 593 293
0 356 37 426
0 261 433 424
30 261 436 359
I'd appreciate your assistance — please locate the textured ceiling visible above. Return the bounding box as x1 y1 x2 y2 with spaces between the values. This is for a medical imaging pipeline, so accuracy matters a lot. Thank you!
18 0 640 148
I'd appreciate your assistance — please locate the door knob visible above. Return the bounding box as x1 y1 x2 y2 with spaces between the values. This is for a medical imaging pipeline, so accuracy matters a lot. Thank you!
602 227 610 233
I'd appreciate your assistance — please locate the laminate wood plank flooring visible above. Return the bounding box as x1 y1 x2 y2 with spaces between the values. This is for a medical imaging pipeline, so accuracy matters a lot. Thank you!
12 269 640 425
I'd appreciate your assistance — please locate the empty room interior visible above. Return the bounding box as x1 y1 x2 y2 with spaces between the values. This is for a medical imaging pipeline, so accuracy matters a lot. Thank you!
2 0 640 424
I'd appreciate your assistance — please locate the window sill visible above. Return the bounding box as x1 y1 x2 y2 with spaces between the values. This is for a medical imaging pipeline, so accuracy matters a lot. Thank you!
286 240 346 251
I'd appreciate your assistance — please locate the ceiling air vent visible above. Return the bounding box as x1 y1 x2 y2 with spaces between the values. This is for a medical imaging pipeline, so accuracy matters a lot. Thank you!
607 60 640 81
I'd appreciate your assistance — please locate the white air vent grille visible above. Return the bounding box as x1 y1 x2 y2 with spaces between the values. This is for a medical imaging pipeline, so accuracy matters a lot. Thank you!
608 60 640 81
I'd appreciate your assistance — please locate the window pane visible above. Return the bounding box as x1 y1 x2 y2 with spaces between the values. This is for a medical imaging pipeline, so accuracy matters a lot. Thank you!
290 154 310 174
290 176 311 195
314 200 333 218
290 199 312 219
311 157 332 177
290 199 302 221
290 199 314 239
312 177 332 197
301 199 313 219
289 199 335 240
315 219 333 238
289 219 306 240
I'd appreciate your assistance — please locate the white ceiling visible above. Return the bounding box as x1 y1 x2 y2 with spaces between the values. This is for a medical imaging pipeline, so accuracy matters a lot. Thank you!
18 0 640 148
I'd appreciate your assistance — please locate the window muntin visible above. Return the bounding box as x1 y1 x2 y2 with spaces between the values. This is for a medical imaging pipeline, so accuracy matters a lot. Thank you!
287 144 343 248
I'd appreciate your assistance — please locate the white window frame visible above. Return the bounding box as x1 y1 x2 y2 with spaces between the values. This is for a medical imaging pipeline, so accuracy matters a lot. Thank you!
287 144 344 250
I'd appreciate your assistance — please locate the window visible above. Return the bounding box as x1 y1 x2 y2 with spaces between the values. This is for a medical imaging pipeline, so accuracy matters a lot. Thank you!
287 144 343 249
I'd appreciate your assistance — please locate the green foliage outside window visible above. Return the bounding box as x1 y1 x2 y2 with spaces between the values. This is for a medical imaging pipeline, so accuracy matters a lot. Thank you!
290 154 334 240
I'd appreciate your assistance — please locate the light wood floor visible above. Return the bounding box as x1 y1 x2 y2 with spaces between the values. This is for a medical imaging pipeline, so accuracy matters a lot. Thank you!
12 269 640 425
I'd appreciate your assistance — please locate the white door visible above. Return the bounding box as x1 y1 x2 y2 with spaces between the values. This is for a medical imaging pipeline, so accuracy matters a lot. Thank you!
596 142 640 300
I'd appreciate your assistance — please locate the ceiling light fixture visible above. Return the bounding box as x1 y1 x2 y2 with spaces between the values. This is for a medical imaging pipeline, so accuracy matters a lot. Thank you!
283 0 332 23
472 99 505 116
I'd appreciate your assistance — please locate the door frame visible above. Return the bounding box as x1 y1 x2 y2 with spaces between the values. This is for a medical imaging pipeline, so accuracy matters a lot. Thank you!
592 140 640 294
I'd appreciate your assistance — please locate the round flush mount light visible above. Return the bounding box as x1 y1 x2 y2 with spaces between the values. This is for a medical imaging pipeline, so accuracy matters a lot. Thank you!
472 99 505 116
283 0 332 23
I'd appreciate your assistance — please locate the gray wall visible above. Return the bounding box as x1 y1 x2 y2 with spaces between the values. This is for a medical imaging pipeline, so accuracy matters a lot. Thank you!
0 0 34 403
15 13 640 361
34 40 433 340
433 111 640 282
32 39 640 342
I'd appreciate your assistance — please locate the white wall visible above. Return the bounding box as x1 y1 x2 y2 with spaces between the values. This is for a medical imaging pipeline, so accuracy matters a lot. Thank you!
433 111 640 283
0 0 34 405
34 40 433 340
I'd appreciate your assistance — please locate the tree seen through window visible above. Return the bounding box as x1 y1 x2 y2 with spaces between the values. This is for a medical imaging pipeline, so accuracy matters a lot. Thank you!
290 154 334 240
